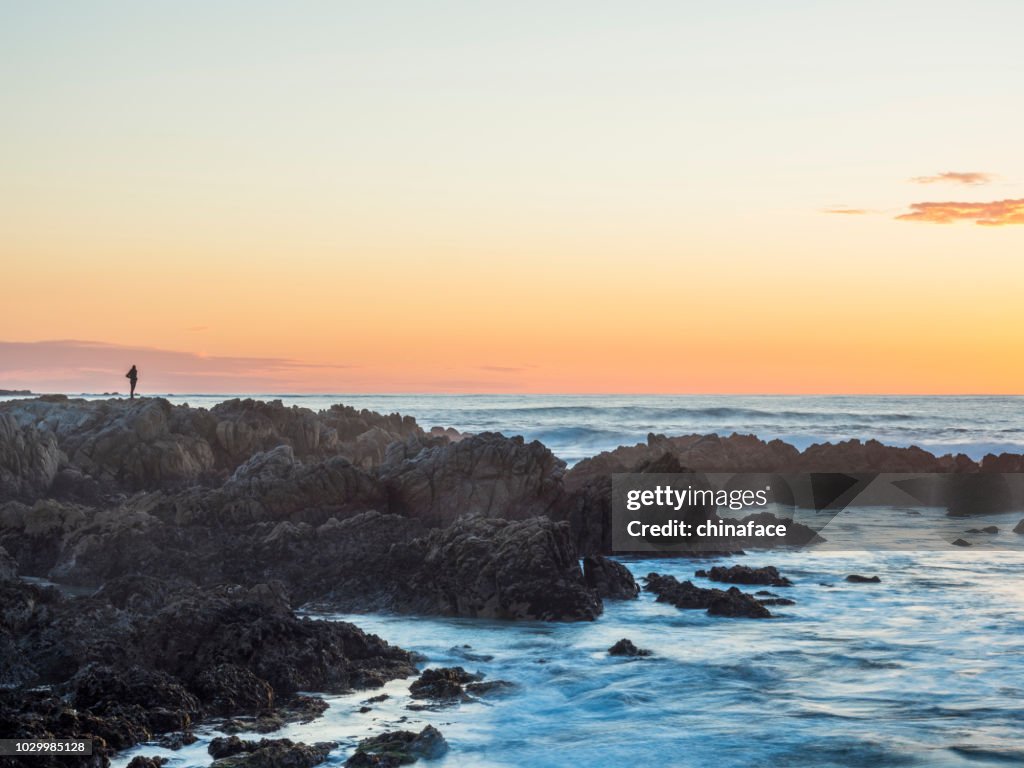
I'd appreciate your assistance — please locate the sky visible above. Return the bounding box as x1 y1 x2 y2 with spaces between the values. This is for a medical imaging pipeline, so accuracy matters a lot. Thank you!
2 1 1022 394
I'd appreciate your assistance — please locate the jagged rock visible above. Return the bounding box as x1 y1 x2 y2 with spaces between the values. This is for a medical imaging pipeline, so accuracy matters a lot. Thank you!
126 756 168 768
608 639 651 657
346 725 448 767
208 737 334 768
582 555 640 599
1015 518 1024 534
0 413 61 499
390 516 602 621
845 574 881 583
644 573 771 618
0 544 16 581
192 664 275 715
695 565 792 587
408 667 480 700
379 432 566 526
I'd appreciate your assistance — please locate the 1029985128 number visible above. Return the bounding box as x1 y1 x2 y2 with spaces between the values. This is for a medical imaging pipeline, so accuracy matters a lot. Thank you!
0 740 93 755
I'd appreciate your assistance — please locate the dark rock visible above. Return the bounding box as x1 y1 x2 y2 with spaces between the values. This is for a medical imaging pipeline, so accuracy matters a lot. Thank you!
409 667 480 701
126 757 168 768
208 738 334 768
757 597 796 606
608 639 651 657
157 731 198 750
379 432 566 526
708 587 774 618
387 516 603 621
346 725 448 766
644 573 772 618
1015 519 1024 534
845 575 881 583
695 565 792 587
192 664 274 715
952 538 972 547
582 555 640 599
0 544 16 581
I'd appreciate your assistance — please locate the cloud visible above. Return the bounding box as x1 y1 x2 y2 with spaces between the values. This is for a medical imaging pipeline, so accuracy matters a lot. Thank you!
0 339 355 394
895 198 1024 226
823 207 868 215
910 171 994 186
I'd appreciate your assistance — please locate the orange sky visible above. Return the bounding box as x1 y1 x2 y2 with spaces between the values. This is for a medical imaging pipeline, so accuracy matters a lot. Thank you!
2 3 1022 394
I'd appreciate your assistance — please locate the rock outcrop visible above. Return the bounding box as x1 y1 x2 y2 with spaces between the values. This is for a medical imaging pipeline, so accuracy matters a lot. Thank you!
582 555 640 599
643 573 772 618
387 516 603 621
695 565 792 587
380 432 566 526
346 725 448 767
0 578 415 766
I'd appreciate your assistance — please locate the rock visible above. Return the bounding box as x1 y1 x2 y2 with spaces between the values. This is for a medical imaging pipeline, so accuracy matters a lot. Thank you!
582 555 640 599
695 565 792 587
952 538 972 547
1015 519 1024 534
0 544 16 581
389 516 603 621
209 737 334 768
68 664 201 734
982 526 999 534
126 757 168 768
845 574 881 583
708 587 774 618
608 639 651 657
346 725 448 767
0 413 61 499
0 577 416 764
644 573 771 618
192 664 275 715
757 597 796 606
409 667 480 701
136 585 417 696
379 432 566 526
157 731 198 750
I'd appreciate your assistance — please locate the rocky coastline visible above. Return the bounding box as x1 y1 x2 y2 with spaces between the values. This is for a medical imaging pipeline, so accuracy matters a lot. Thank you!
2 396 1024 767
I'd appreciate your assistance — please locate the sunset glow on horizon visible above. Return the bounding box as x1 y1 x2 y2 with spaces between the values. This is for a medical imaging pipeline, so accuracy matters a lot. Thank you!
3 2 1022 395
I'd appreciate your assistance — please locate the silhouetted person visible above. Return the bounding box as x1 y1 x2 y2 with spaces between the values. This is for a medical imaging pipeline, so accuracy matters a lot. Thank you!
126 365 138 399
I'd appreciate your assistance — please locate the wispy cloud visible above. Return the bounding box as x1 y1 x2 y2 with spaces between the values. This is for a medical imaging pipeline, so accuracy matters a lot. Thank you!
895 198 1024 226
0 339 355 393
822 207 869 215
910 171 994 186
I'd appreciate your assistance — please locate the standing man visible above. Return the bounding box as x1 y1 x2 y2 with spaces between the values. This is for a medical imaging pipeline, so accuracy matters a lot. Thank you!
126 365 138 399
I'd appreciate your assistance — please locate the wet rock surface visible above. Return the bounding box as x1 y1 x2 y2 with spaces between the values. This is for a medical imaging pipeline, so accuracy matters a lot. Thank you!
608 639 652 657
644 573 772 618
583 555 640 599
345 725 448 766
695 565 792 587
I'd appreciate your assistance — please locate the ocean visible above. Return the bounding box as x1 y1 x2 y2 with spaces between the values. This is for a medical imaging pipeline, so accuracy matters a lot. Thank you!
19 393 1023 767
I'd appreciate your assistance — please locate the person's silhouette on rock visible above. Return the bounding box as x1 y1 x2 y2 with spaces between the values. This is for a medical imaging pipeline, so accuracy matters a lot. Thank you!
126 365 138 399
